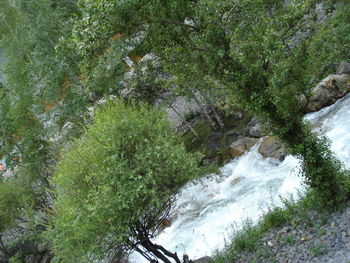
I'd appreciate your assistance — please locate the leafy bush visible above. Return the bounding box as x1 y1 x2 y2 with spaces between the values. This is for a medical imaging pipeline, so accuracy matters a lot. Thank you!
48 100 203 262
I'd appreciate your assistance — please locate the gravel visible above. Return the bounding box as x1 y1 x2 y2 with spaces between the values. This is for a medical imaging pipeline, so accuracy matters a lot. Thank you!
230 206 350 263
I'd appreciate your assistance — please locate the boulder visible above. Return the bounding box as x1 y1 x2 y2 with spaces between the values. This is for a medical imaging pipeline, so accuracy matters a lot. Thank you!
244 117 265 138
249 123 264 138
258 136 286 161
306 74 350 112
244 117 259 133
229 136 258 158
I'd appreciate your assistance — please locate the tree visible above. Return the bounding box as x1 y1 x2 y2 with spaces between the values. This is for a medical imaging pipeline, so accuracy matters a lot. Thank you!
65 0 350 204
48 101 203 263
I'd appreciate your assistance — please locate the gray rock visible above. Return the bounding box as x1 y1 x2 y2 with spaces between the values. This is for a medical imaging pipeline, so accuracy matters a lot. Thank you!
244 117 259 135
244 117 266 138
336 62 350 75
249 123 264 138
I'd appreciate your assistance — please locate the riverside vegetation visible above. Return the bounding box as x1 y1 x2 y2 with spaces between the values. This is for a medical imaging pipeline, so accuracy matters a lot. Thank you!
1 0 350 262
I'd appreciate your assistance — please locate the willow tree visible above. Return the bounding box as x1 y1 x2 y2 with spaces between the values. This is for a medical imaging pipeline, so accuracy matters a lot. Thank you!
63 0 350 204
48 101 203 263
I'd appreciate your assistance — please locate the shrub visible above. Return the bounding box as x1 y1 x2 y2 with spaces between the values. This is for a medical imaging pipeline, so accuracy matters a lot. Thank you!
48 100 203 262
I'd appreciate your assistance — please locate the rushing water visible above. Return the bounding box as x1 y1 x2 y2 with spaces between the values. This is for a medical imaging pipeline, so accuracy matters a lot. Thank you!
130 94 350 262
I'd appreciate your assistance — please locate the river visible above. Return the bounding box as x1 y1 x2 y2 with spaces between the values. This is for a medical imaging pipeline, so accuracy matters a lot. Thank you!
134 94 350 262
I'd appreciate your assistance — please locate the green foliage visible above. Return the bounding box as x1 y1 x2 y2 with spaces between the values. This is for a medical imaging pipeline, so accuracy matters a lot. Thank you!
63 0 350 203
0 0 19 40
279 234 296 245
309 244 329 256
306 1 350 81
261 207 289 232
231 220 264 253
48 101 203 262
0 177 33 232
182 120 213 151
0 0 84 176
1 0 350 261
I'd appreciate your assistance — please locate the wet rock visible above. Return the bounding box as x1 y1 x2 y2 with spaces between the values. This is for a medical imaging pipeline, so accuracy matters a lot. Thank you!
258 136 286 161
306 74 350 112
229 136 258 158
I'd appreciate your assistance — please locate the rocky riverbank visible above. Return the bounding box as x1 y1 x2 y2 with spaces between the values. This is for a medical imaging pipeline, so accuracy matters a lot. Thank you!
179 65 350 166
226 205 350 263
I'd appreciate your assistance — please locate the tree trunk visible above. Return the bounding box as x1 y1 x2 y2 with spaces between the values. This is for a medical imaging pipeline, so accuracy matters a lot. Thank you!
140 238 181 263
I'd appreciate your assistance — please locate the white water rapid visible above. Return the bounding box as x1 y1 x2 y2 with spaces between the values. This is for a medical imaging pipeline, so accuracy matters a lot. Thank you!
130 94 350 262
